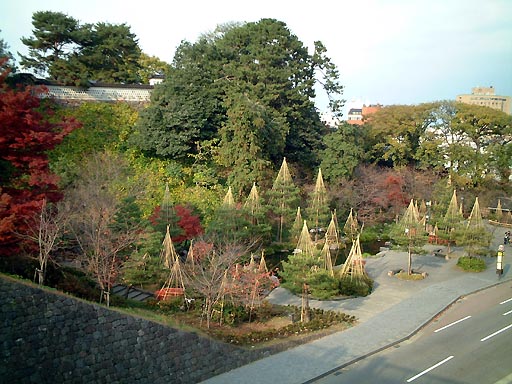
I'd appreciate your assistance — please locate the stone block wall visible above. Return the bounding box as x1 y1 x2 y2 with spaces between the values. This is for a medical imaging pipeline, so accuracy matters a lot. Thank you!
0 276 265 383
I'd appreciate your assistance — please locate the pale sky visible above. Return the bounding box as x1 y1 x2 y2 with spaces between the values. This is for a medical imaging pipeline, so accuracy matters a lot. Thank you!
1 0 511 114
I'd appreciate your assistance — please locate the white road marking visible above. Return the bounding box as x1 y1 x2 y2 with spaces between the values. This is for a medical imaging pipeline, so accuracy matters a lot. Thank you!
480 323 512 342
434 316 472 333
503 309 512 316
499 298 512 305
406 355 454 382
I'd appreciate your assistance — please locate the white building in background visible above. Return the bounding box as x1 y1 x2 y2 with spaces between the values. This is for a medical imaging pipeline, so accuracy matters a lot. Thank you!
457 86 511 115
320 111 340 128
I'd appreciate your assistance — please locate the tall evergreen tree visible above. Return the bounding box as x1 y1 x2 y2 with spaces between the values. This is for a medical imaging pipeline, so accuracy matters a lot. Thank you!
134 19 344 177
20 11 142 85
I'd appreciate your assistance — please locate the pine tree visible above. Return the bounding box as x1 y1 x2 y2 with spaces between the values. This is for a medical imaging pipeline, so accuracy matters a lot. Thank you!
305 168 330 242
266 158 300 243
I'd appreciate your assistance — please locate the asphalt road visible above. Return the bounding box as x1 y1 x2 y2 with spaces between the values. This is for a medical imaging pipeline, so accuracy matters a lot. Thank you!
312 282 512 384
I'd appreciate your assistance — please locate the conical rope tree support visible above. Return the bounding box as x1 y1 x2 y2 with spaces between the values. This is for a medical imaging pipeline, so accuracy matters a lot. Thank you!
443 190 463 253
244 182 263 225
460 196 491 262
295 220 316 257
292 206 303 243
258 251 268 273
343 208 360 241
160 224 178 270
338 235 367 286
321 241 334 277
495 199 503 223
325 211 341 266
400 199 423 275
269 157 299 243
307 168 329 243
223 186 235 208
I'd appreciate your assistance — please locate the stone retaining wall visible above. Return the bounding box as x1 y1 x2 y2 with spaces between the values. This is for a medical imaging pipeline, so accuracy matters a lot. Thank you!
0 276 265 383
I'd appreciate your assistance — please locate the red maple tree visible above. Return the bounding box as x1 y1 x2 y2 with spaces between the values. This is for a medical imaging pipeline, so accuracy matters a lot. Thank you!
0 62 80 256
149 204 203 244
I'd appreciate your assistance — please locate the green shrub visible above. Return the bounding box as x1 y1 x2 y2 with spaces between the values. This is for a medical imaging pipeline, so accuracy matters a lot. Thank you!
214 303 251 325
359 223 390 243
457 256 486 272
339 275 373 297
307 271 340 300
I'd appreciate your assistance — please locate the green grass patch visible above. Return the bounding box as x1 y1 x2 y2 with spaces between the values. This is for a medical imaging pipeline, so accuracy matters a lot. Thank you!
395 271 425 281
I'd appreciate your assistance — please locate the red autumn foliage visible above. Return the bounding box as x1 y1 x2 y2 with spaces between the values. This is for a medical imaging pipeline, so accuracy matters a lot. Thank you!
149 204 203 244
174 205 203 243
0 62 80 256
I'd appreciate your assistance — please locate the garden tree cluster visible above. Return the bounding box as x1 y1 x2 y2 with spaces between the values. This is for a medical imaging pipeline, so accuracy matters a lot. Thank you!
281 220 338 299
322 102 512 188
134 18 344 193
182 240 253 329
182 242 275 328
453 196 492 259
389 199 427 275
0 64 79 257
320 122 366 181
148 183 203 257
20 11 143 86
330 165 430 226
49 102 139 186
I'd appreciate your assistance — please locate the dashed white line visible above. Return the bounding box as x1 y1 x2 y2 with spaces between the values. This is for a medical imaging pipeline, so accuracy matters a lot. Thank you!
499 298 512 305
434 316 472 333
503 309 512 316
406 355 454 382
480 323 512 342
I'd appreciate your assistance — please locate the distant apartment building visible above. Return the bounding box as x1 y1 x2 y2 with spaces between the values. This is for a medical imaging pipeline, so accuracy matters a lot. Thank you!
457 86 511 115
347 104 382 125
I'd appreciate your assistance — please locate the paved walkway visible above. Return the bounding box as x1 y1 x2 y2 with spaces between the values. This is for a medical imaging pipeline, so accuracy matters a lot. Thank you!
202 225 512 384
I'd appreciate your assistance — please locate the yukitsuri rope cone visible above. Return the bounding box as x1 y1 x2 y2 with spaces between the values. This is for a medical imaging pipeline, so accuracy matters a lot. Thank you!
291 207 303 243
467 197 483 229
308 168 329 242
157 225 186 301
338 235 367 282
223 186 235 208
496 199 503 222
295 220 316 257
460 196 492 261
160 224 178 270
270 157 299 242
320 241 334 277
399 199 424 275
258 252 268 273
325 212 341 267
244 183 263 224
343 208 360 241
445 190 463 228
